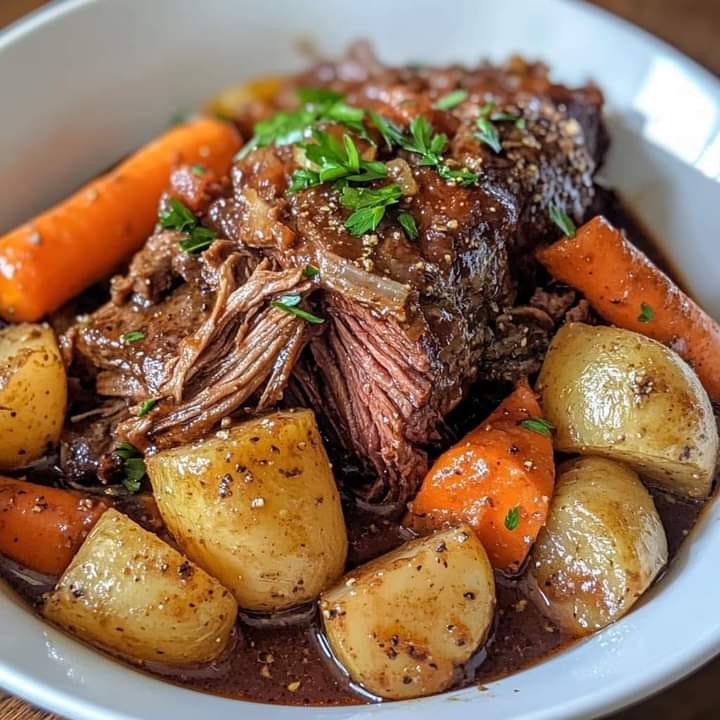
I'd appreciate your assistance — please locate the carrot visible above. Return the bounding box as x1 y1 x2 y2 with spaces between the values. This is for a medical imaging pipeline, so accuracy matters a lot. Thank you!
405 381 555 574
0 117 241 322
537 215 720 401
0 476 107 575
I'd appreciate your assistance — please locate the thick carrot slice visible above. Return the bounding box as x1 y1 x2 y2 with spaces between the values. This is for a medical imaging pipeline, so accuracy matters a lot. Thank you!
406 381 554 574
537 215 720 401
0 477 107 575
0 117 241 322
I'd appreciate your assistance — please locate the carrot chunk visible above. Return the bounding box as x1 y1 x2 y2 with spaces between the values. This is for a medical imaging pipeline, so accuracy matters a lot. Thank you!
0 117 241 321
0 477 107 575
537 215 720 400
406 381 555 574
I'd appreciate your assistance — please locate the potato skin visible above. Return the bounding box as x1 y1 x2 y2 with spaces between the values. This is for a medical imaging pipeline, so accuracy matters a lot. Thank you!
538 323 718 498
0 323 67 469
321 525 495 700
146 409 347 612
43 509 237 665
527 457 667 637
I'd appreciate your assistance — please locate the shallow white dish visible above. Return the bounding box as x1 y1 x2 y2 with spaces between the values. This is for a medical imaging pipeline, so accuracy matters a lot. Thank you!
0 0 719 718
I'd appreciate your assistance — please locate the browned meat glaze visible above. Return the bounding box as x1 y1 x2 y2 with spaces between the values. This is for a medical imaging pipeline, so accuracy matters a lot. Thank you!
62 45 605 504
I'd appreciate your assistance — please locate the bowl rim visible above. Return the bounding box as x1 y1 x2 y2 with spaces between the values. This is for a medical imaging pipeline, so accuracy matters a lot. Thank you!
0 1 718 719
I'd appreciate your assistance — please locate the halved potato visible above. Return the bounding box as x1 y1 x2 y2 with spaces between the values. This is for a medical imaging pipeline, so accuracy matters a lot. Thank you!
0 323 67 469
43 509 237 665
321 525 495 700
146 409 347 612
537 323 718 498
527 456 667 636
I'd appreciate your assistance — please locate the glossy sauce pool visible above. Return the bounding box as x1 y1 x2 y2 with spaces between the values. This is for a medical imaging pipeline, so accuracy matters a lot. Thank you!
0 194 713 706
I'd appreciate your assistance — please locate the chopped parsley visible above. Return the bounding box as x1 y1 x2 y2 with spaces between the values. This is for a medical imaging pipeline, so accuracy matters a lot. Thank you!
504 506 521 531
236 87 367 160
302 264 320 278
190 164 206 176
475 116 502 154
159 197 217 254
288 130 386 192
638 302 654 323
433 89 469 111
368 110 405 150
114 442 145 493
398 211 418 240
137 399 158 417
340 184 403 235
549 205 577 237
401 116 448 166
437 164 480 186
121 330 145 344
520 418 555 436
271 295 325 324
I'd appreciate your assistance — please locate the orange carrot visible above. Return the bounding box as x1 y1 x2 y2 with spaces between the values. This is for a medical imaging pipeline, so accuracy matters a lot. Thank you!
406 381 555 574
537 215 720 401
0 117 241 322
0 477 107 575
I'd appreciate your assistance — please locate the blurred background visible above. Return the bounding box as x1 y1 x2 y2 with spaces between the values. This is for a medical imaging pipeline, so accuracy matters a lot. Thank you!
0 1 718 719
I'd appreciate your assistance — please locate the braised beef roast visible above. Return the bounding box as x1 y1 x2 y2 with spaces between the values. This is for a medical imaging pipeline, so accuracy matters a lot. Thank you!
62 46 606 504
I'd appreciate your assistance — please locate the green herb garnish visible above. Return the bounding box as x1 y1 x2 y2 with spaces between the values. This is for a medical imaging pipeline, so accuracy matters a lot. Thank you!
504 506 521 531
549 205 577 237
114 442 145 494
368 110 405 150
402 116 448 166
302 264 320 278
237 87 367 160
519 418 555 436
137 399 158 417
638 302 654 323
437 164 480 186
121 330 145 344
433 89 469 111
271 296 324 324
190 164 206 176
398 211 418 240
159 197 217 254
340 184 403 235
475 116 502 154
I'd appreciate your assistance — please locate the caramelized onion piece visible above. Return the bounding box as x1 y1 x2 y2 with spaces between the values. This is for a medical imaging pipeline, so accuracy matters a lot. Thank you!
314 248 411 320
386 158 418 196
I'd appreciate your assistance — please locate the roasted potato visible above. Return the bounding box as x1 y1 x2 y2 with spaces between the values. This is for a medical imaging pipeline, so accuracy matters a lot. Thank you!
321 525 495 700
538 323 718 498
0 323 66 469
527 456 668 636
146 409 347 612
43 509 237 665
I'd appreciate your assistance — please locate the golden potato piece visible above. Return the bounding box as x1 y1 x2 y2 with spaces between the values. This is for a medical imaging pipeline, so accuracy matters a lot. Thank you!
538 323 718 498
43 509 237 665
0 323 66 469
527 456 668 636
321 525 495 700
146 409 347 612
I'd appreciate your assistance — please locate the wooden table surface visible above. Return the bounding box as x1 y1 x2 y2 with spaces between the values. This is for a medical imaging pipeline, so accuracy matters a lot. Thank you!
1 0 719 718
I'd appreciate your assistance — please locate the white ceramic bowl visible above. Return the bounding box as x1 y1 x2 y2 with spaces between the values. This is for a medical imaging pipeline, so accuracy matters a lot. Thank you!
1 1 719 718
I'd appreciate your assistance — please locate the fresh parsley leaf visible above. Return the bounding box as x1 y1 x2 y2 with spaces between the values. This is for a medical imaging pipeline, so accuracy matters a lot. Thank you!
475 116 502 154
368 110 405 150
504 506 521 531
398 211 418 240
159 197 196 233
433 89 469 110
490 111 525 129
519 418 555 436
121 330 145 344
179 226 216 254
638 302 654 323
271 298 325 324
288 168 321 193
549 205 577 237
113 442 145 493
137 399 158 417
190 164 206 176
340 184 403 211
296 87 344 105
303 264 320 278
402 116 448 166
345 206 386 235
437 164 480 186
